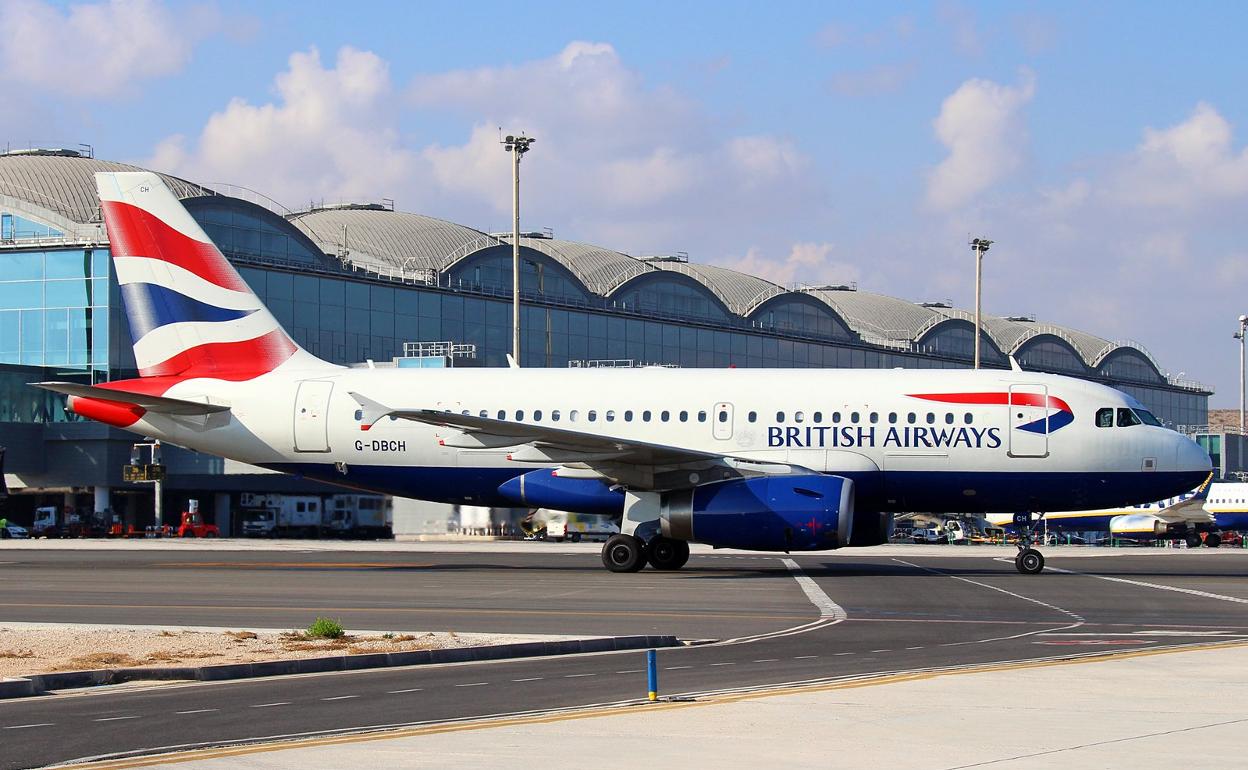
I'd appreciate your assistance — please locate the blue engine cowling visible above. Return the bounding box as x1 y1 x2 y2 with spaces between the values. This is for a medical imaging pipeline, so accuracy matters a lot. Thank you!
660 475 853 551
497 469 625 516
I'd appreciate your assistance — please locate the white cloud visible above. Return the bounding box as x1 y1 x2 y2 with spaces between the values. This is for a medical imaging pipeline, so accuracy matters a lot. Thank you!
828 61 917 97
925 72 1035 210
149 47 416 208
1109 102 1248 208
0 0 202 97
727 242 857 286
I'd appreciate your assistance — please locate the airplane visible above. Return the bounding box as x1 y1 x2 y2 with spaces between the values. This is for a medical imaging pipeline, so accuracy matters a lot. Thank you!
32 172 1213 575
986 477 1246 548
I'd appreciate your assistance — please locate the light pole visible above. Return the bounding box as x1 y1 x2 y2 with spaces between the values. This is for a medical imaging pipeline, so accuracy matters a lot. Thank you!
970 238 993 369
501 133 535 366
1236 314 1247 434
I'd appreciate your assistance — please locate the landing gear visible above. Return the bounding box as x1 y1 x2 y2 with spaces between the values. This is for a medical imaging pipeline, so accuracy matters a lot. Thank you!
1013 512 1047 575
1015 548 1044 574
1185 533 1203 549
602 534 647 573
647 536 690 570
1206 533 1222 549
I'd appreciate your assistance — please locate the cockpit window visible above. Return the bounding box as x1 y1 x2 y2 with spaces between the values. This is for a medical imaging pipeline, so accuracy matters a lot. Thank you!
1116 407 1141 427
1134 409 1162 427
1095 408 1114 428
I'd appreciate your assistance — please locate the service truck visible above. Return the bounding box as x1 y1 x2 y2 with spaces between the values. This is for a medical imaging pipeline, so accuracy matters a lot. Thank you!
325 494 393 539
239 493 323 538
524 510 619 543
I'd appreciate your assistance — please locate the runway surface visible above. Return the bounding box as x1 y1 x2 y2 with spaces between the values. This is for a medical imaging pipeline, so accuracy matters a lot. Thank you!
1 544 1245 769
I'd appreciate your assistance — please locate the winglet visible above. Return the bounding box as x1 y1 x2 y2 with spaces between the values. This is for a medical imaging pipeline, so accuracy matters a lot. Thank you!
347 391 392 431
505 353 519 369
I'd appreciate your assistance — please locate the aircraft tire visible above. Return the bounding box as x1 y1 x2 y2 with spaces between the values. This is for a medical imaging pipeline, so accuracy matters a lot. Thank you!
602 534 646 573
1015 548 1044 575
1185 534 1203 548
647 537 690 570
1206 533 1222 548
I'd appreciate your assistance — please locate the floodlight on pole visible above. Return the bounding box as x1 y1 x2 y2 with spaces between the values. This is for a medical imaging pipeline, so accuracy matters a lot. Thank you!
1236 314 1247 434
970 237 993 370
501 133 535 366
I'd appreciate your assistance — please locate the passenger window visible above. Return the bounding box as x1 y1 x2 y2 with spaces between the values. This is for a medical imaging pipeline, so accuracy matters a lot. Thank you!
679 410 689 422
926 413 935 424
496 410 506 420
1117 408 1141 427
589 410 598 422
748 411 757 423
661 410 670 422
643 410 652 422
603 410 611 422
698 411 707 422
516 410 525 421
945 413 954 425
479 410 488 418
534 410 542 420
814 411 823 423
623 410 632 422
907 413 916 424
888 412 897 424
851 411 860 423
869 412 879 424
552 410 561 422
1095 408 1114 428
832 411 841 423
776 411 785 422
795 411 805 423
964 412 973 425
718 410 728 423
569 410 579 422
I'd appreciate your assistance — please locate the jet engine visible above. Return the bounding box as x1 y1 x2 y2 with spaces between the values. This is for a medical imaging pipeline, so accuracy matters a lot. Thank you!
497 469 624 516
660 475 853 551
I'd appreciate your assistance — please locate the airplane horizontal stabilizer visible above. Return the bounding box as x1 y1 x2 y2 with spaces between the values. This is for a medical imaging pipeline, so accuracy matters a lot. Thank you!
31 381 231 416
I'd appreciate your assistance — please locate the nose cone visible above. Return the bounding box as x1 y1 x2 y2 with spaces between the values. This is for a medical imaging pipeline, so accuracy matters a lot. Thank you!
1175 434 1212 474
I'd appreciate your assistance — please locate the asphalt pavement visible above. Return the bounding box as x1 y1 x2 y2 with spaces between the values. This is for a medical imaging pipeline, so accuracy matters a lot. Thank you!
0 543 1245 769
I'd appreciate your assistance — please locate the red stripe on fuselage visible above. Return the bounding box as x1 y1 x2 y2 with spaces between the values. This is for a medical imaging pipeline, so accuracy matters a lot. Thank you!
138 328 297 379
100 200 251 292
908 392 1072 413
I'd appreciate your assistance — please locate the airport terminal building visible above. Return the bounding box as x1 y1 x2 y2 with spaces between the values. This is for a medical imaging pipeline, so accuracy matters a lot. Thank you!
0 149 1214 531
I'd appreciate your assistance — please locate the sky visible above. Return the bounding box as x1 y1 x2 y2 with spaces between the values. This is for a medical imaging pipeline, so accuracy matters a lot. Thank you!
3 0 1247 404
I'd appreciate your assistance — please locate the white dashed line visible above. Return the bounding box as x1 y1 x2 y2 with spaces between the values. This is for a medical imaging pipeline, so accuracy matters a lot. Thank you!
564 673 596 678
794 655 818 659
1045 565 1248 605
251 702 291 708
615 670 643 675
906 646 924 650
512 677 543 682
455 682 489 687
709 662 736 666
871 649 892 653
834 651 855 656
3 723 53 730
387 688 423 694
664 665 692 670
93 716 139 722
321 696 359 701
175 709 218 715
753 658 779 663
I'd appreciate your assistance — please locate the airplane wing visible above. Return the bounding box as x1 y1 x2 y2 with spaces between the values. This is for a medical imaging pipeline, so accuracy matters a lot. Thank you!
348 391 797 479
32 381 231 416
1154 472 1216 526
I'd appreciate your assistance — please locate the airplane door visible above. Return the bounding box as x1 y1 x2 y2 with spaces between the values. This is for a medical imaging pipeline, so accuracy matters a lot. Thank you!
713 402 734 440
294 380 334 452
1008 384 1049 458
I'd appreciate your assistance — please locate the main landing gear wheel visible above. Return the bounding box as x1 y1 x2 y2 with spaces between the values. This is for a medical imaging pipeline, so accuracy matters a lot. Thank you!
602 534 647 573
1185 534 1203 549
1015 548 1044 575
647 537 690 570
1206 533 1222 548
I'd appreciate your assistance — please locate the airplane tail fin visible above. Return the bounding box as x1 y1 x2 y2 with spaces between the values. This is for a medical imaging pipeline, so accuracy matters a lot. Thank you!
95 171 323 380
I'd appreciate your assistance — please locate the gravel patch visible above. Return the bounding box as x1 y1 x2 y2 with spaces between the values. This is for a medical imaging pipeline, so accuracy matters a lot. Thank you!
0 625 515 679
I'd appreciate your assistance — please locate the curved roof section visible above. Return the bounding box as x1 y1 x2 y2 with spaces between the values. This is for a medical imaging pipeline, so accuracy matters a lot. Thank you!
0 151 207 234
516 237 653 294
650 261 784 316
802 288 966 348
288 207 494 273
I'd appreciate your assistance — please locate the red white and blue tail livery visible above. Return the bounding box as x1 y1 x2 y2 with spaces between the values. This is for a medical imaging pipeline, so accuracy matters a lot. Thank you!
32 172 1212 574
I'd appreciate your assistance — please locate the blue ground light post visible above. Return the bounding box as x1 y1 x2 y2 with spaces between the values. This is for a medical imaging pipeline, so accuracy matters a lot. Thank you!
646 649 658 702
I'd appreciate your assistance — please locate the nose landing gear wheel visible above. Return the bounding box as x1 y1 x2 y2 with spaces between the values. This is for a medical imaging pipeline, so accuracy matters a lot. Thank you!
1185 534 1203 548
1206 533 1222 548
602 534 647 573
647 537 690 570
1015 548 1044 574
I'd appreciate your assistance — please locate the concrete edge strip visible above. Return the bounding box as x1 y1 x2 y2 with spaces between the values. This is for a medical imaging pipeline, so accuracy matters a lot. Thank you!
58 638 1248 770
1 635 681 700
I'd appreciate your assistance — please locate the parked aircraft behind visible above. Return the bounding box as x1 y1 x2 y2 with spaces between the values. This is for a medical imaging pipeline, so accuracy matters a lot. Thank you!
32 173 1212 574
987 476 1244 547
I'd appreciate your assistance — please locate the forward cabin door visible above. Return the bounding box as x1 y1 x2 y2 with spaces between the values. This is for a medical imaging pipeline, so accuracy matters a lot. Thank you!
294 380 334 452
1008 384 1049 458
713 402 734 440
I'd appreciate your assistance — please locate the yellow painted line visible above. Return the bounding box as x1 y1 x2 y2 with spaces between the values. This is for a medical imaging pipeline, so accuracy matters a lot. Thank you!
69 640 1248 770
0 602 810 623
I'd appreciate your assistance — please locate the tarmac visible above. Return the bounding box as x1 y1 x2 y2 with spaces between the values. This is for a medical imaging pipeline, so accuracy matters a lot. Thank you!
69 641 1248 770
